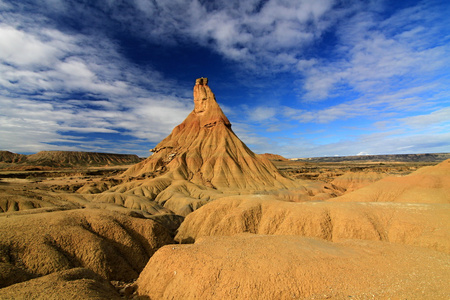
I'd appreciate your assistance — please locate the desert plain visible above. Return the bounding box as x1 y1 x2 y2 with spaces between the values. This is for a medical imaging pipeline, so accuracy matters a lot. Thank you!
1 78 449 299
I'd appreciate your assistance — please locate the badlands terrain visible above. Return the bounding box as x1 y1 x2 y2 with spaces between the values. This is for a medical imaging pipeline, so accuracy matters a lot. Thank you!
0 78 449 299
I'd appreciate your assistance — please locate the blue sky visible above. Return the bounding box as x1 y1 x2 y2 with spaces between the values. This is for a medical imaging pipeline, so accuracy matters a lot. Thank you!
0 0 449 158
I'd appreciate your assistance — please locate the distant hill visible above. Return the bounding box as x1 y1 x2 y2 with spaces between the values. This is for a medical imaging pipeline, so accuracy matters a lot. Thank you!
291 153 450 163
0 150 142 167
0 151 28 163
258 153 289 161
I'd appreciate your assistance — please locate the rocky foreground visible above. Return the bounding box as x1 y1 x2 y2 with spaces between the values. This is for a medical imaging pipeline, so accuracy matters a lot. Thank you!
1 79 449 299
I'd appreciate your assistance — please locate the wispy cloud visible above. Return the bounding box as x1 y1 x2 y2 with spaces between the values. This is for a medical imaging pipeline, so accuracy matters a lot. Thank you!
0 12 193 155
297 1 450 101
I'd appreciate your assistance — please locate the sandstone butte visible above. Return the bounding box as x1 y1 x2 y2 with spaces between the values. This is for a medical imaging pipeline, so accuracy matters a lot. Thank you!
1 78 449 299
122 77 293 189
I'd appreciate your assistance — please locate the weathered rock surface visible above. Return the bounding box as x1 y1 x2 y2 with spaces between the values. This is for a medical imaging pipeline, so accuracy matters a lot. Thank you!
123 78 293 190
0 151 27 163
175 196 450 253
0 209 173 288
136 235 450 299
258 153 289 161
0 268 121 299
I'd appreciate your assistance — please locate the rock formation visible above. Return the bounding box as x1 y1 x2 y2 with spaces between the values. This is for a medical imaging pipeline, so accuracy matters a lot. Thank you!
258 153 289 161
123 78 292 190
99 78 305 216
0 150 141 168
331 171 388 193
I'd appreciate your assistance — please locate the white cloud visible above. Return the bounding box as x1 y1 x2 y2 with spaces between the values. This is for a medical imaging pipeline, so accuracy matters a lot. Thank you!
401 107 450 129
113 0 337 69
0 12 193 155
243 106 278 122
298 2 450 101
0 25 63 66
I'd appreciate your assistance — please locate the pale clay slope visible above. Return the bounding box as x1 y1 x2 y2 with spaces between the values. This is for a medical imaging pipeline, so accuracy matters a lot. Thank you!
136 235 450 300
331 171 388 193
175 195 450 253
332 158 450 203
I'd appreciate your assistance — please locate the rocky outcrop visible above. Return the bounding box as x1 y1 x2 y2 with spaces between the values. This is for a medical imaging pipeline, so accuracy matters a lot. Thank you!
174 196 450 253
0 268 121 299
0 150 142 168
331 171 387 193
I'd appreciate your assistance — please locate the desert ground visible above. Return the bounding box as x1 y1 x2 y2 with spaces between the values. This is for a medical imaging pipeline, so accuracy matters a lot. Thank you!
1 79 449 299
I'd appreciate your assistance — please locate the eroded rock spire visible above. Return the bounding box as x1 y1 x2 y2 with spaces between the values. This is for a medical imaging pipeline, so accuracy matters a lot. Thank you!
192 77 231 128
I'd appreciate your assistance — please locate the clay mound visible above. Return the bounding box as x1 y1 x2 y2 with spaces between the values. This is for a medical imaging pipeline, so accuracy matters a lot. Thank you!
0 208 173 288
0 194 57 212
136 235 450 299
0 268 120 299
26 151 141 167
0 151 27 163
96 177 222 216
331 171 388 193
175 196 450 253
93 192 174 215
333 159 450 203
0 184 80 213
258 153 288 161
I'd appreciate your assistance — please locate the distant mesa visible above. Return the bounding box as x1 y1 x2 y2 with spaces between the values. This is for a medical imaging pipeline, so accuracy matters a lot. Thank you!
0 150 142 168
292 153 450 163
